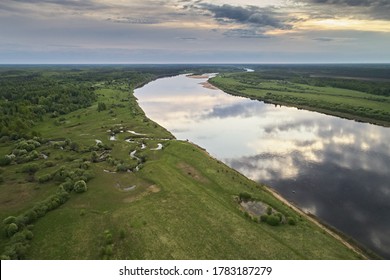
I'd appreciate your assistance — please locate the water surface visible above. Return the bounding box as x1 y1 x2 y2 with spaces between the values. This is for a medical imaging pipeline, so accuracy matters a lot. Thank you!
135 74 390 258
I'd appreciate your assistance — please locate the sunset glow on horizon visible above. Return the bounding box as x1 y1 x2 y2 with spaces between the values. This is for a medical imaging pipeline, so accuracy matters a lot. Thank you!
0 0 389 63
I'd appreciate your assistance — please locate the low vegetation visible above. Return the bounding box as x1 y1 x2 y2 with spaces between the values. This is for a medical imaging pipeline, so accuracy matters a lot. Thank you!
210 67 390 127
0 65 372 259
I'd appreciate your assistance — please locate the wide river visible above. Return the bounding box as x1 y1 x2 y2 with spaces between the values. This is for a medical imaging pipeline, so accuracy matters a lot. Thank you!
135 73 390 258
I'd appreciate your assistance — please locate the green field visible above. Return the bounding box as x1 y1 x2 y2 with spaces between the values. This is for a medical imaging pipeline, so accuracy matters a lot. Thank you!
0 66 371 259
210 71 390 127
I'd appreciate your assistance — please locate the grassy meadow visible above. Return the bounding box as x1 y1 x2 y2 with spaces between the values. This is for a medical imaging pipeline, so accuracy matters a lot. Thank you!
0 66 371 259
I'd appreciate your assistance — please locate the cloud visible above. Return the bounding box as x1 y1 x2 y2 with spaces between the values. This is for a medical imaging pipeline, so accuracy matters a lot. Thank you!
301 0 390 20
177 37 198 40
12 0 107 9
198 3 293 30
313 37 334 41
106 17 161 25
306 0 385 7
223 29 270 38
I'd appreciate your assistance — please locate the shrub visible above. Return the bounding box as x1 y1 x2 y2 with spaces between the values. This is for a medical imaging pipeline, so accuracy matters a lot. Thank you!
32 204 48 218
116 164 128 172
53 167 71 182
266 215 280 226
0 156 12 166
79 161 90 170
6 223 19 237
3 216 17 225
24 230 34 240
24 210 38 224
105 233 113 245
119 228 126 239
74 180 88 193
276 212 283 222
12 149 28 156
266 206 273 215
287 217 296 226
38 173 53 183
260 215 268 223
21 163 40 174
91 151 98 162
104 245 113 257
60 181 74 192
239 192 252 201
97 102 107 112
44 161 55 167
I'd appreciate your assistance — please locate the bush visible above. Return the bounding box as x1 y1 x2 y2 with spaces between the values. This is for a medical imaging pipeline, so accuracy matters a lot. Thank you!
91 151 98 162
24 210 38 224
3 216 17 225
60 181 74 192
38 173 53 183
119 228 126 239
21 163 40 174
287 217 296 226
260 215 268 222
0 156 12 166
32 204 48 218
276 212 283 222
266 215 280 226
6 223 19 237
24 230 34 240
44 161 55 167
12 149 28 156
116 164 128 172
266 206 273 215
239 192 252 201
74 180 87 193
97 102 107 112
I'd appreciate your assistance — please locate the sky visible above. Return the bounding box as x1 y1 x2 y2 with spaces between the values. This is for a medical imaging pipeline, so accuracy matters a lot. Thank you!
0 0 389 64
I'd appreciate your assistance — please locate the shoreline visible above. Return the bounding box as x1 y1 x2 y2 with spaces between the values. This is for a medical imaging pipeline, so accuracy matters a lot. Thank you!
208 79 390 128
264 187 370 259
133 73 374 259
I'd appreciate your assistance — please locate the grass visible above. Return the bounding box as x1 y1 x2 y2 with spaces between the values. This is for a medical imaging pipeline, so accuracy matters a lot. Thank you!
210 73 390 127
0 71 368 260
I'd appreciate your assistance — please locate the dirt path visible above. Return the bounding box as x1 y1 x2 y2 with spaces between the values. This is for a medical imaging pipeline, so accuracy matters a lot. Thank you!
265 187 368 259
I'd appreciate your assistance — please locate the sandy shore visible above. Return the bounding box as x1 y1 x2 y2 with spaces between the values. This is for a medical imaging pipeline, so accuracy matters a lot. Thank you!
187 74 209 79
200 81 218 90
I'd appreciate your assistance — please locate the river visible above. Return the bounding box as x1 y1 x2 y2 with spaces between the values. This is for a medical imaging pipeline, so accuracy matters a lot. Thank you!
134 73 390 259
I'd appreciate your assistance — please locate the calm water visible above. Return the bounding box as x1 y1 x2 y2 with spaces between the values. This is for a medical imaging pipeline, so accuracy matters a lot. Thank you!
135 74 390 258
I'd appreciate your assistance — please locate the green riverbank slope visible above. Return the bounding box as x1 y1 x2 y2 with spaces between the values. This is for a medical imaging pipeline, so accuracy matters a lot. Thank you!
209 71 390 127
0 66 370 259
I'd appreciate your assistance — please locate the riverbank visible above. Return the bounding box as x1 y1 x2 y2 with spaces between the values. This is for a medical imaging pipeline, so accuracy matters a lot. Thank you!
209 74 390 127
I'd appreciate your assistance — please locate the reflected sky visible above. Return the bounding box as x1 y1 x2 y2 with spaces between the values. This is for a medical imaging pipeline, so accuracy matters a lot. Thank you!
135 74 390 258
